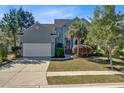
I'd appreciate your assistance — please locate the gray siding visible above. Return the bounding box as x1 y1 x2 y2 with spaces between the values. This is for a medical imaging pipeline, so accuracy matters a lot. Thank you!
23 23 55 43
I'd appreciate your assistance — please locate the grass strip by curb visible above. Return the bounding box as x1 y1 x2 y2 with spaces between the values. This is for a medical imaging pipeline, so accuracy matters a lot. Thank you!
47 75 124 85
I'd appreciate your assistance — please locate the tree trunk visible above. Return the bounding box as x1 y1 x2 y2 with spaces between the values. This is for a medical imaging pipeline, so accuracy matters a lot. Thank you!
108 47 113 70
20 27 23 33
13 32 17 57
77 40 80 56
13 32 16 47
107 50 110 61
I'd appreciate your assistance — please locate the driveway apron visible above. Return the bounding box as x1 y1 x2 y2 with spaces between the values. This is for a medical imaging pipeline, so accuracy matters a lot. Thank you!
0 59 50 88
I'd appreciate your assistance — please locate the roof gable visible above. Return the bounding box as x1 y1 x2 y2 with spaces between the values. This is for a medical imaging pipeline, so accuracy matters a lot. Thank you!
55 19 73 27
23 23 54 43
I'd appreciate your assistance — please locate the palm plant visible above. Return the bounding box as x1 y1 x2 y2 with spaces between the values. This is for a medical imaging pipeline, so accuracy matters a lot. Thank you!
68 20 87 56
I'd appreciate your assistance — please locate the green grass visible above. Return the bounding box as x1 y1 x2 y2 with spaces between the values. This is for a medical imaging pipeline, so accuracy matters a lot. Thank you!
47 75 124 85
48 57 124 71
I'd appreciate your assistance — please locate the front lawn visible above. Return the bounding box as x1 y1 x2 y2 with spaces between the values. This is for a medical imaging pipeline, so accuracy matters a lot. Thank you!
48 57 124 71
47 75 124 85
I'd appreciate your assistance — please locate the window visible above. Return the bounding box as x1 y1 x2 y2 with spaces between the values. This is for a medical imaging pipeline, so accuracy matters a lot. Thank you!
80 39 84 44
75 40 77 45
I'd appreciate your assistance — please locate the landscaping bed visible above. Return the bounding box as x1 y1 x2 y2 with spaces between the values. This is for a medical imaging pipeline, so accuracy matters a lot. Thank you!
47 75 124 85
50 55 73 61
0 53 15 67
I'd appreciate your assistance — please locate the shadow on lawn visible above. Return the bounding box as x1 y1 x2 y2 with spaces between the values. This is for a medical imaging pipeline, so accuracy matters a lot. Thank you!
0 58 47 69
86 57 124 71
0 60 14 69
14 58 47 64
87 57 124 65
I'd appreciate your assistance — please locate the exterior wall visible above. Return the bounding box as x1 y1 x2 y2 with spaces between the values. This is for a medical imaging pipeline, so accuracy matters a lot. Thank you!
21 19 82 57
22 23 53 43
55 27 63 44
63 26 68 48
51 36 56 56
23 43 52 57
55 26 69 48
18 35 23 56
73 38 76 47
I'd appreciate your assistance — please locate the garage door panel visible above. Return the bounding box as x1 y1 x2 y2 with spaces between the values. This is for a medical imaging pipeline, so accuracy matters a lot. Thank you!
23 43 51 57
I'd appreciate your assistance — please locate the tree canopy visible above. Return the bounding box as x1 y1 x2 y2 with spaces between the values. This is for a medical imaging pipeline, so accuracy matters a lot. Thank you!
87 5 124 69
17 7 35 32
0 7 35 56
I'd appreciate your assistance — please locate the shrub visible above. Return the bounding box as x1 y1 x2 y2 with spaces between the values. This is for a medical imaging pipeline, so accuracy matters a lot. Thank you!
113 49 124 58
0 43 7 64
92 49 104 56
56 43 63 48
90 46 105 56
11 46 22 58
11 46 21 52
119 50 124 56
72 45 92 57
55 48 64 58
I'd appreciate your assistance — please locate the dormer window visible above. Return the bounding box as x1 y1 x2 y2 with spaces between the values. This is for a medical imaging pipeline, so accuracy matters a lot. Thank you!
63 25 66 27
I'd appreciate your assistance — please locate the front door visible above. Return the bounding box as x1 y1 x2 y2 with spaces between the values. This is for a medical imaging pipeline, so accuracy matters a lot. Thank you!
65 38 72 54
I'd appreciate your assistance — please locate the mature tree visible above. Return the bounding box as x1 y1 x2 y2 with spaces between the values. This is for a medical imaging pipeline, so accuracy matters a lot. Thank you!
0 21 8 47
2 7 35 47
68 20 87 56
88 5 124 69
2 9 19 48
17 7 35 32
1 8 35 56
0 21 13 52
0 22 9 59
86 6 101 46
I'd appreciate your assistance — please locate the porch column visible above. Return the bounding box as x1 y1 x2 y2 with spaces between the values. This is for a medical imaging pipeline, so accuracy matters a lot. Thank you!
73 38 75 47
70 38 74 48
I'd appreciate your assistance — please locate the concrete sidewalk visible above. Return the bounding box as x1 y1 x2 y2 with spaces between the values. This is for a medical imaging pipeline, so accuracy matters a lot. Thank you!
42 82 124 88
3 82 124 88
47 71 124 76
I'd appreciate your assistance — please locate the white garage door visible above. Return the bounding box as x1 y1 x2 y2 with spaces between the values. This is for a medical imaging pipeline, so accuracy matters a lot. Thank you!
23 43 51 57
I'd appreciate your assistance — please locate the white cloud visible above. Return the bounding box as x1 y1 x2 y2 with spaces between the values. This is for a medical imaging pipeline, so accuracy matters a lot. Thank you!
38 6 77 18
0 10 5 20
0 5 81 23
62 13 74 18
0 14 4 19
42 9 60 16
33 6 78 23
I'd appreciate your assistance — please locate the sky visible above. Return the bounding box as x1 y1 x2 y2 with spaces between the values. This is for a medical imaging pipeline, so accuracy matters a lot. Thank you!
0 5 124 23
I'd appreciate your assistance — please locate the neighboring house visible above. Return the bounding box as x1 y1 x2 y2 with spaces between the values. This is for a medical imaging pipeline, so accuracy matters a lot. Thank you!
19 17 90 57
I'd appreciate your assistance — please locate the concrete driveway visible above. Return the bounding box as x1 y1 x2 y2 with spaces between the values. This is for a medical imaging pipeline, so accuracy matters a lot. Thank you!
0 58 50 88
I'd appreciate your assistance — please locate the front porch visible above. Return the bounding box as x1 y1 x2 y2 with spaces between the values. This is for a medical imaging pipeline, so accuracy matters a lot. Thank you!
64 37 84 54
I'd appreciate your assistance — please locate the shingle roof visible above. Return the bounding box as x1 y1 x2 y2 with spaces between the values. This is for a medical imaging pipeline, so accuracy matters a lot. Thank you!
55 19 73 27
22 18 90 43
23 23 55 43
